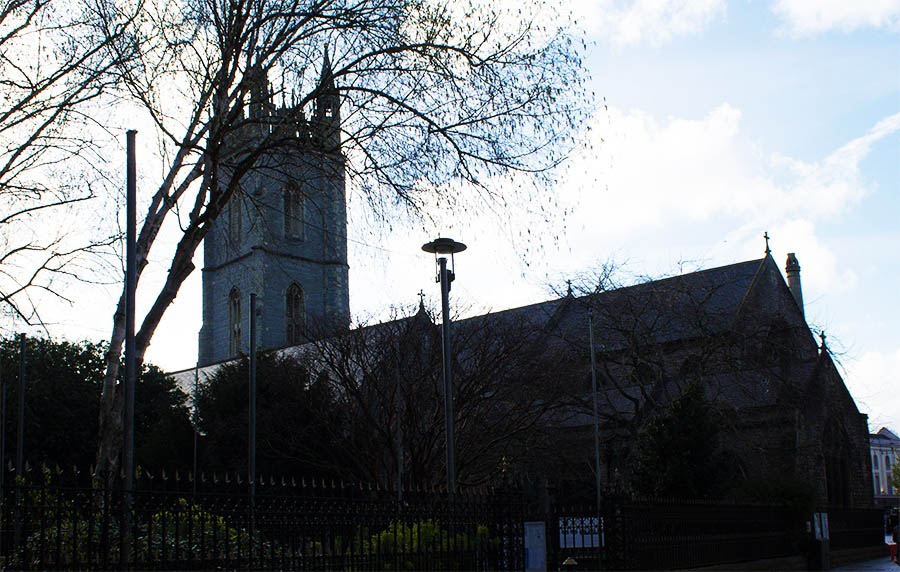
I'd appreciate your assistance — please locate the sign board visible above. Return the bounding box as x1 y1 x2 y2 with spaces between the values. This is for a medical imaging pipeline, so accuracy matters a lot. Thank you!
524 521 547 571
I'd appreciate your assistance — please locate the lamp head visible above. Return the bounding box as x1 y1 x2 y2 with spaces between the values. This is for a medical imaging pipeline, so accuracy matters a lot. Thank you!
422 237 467 284
421 237 467 255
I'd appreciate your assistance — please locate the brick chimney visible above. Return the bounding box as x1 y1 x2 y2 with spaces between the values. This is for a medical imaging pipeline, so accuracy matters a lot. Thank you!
785 253 804 318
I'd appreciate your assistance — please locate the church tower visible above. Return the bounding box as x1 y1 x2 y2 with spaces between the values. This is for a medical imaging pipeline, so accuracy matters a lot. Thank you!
198 54 349 365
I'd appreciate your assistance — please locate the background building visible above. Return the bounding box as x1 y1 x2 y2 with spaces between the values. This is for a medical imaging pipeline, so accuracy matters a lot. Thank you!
871 427 899 508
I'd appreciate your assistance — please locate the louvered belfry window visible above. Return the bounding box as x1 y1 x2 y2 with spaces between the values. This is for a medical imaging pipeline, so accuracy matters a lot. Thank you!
283 185 303 239
286 283 304 344
229 287 242 357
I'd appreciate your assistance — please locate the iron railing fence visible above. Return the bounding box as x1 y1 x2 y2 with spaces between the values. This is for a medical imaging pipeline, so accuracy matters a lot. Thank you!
0 466 888 571
605 496 804 570
0 467 526 571
546 496 808 571
546 496 887 571
827 506 884 550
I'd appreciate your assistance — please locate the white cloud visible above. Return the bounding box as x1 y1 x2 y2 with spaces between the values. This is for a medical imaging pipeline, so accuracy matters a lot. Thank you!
573 0 726 47
567 104 897 229
771 0 900 35
843 348 900 432
555 106 900 292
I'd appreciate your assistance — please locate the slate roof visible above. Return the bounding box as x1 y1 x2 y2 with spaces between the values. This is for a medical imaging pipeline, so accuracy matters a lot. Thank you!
172 256 777 399
872 427 900 446
477 257 767 353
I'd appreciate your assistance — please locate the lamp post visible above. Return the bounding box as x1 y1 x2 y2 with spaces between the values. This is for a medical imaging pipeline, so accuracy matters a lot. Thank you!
588 308 602 514
421 237 467 497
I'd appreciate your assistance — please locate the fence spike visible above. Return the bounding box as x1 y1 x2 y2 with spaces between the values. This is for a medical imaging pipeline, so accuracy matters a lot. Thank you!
161 468 168 481
321 477 327 489
201 472 207 483
175 469 181 482
55 463 62 475
292 477 297 487
25 460 31 473
213 473 219 484
224 473 230 484
302 477 307 488
188 471 193 483
271 475 275 486
236 473 242 485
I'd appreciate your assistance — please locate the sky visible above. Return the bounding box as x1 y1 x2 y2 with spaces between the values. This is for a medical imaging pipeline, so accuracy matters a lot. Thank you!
22 0 900 433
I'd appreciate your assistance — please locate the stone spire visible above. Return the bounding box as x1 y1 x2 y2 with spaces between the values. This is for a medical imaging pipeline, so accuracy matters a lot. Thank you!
785 252 804 318
313 47 341 152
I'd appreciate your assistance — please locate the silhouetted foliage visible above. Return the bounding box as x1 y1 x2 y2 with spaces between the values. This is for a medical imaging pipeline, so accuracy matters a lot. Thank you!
628 382 733 498
0 337 191 471
195 352 350 478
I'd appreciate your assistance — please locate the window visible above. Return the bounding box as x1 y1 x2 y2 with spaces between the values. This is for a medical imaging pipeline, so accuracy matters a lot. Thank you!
228 195 242 245
887 455 894 495
875 475 881 495
283 185 304 239
229 288 242 357
286 283 304 345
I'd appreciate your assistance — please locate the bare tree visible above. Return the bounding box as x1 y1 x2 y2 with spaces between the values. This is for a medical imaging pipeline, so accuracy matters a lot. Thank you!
304 303 581 489
0 0 138 327
93 0 590 481
549 258 822 492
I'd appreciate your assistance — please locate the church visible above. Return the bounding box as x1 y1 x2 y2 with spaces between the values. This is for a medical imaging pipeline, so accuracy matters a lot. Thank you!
197 54 350 366
183 58 873 507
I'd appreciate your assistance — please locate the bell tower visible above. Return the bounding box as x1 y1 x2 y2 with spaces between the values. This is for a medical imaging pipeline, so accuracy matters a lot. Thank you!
198 55 349 366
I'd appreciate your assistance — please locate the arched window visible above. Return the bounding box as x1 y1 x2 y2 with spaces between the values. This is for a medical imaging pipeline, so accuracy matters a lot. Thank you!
286 283 304 345
283 185 304 239
229 288 242 357
228 195 242 245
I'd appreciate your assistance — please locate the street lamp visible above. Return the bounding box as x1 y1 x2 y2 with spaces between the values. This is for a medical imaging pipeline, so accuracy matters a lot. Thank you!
421 237 467 497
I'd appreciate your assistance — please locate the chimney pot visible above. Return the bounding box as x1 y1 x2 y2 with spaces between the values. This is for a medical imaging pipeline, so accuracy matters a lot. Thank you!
785 253 804 318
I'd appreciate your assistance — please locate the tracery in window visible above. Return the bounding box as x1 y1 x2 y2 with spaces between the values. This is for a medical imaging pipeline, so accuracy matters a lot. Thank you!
229 288 242 357
286 283 304 345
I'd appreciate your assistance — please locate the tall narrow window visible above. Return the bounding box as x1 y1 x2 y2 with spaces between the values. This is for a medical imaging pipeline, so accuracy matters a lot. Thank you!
228 195 242 245
887 456 893 495
286 283 304 345
283 185 303 239
229 288 242 357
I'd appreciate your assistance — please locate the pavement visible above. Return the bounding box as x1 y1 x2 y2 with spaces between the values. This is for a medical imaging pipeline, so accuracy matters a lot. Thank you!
833 556 900 571
833 538 899 572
